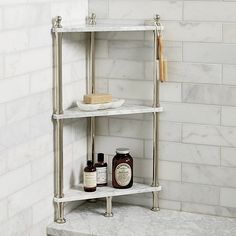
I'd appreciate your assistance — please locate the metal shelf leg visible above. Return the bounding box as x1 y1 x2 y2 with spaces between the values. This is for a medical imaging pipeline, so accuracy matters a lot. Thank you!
104 196 113 217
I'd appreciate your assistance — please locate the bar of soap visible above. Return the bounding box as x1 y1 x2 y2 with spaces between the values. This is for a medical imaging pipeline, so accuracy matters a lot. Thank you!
83 94 112 104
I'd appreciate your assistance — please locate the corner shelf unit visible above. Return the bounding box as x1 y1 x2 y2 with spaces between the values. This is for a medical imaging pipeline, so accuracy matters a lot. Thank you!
52 15 163 223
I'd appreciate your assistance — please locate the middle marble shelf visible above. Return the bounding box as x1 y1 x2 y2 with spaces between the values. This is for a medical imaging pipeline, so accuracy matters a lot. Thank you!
54 182 162 203
53 105 163 120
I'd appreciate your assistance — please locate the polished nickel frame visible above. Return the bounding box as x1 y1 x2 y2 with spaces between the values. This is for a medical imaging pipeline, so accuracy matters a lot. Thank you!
151 14 161 212
52 16 66 223
52 14 162 223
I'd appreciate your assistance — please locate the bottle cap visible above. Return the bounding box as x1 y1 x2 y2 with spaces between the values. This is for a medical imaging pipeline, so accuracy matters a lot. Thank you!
87 160 93 166
116 148 130 154
98 153 104 162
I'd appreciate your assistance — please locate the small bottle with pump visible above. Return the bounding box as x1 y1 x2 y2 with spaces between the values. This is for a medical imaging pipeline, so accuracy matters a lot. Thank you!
83 160 96 192
95 153 108 186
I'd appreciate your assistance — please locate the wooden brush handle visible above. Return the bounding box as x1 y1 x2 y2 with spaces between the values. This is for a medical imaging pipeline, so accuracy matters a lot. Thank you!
158 35 164 82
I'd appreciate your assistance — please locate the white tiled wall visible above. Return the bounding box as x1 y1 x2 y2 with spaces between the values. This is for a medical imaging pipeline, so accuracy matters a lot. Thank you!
89 0 236 218
1 1 236 235
0 0 88 235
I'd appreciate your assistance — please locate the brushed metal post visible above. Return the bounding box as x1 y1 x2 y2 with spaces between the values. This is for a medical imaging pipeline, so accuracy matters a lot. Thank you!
52 16 66 223
104 196 113 217
87 32 96 163
151 15 160 212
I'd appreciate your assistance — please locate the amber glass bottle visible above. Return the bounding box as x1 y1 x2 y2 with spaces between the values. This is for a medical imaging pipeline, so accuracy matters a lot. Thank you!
112 148 133 189
83 160 96 192
95 153 107 187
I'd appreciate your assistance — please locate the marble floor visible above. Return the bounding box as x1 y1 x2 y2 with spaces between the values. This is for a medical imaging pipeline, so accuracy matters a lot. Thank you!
47 202 236 236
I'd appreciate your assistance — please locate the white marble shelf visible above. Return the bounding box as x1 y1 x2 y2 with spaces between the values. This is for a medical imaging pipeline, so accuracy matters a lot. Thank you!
54 183 162 203
52 24 163 33
53 105 163 120
47 202 236 236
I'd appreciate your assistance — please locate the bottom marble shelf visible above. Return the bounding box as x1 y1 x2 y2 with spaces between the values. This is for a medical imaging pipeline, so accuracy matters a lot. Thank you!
54 183 161 203
47 201 236 236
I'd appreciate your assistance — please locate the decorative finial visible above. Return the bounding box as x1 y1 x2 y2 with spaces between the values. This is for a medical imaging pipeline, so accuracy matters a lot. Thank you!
54 16 62 28
154 14 160 25
88 13 96 25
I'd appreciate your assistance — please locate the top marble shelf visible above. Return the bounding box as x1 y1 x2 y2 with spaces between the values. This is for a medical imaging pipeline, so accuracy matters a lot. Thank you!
52 24 163 33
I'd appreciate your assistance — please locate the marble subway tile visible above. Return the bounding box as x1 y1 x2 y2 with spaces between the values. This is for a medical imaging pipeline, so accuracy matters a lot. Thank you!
8 174 53 217
222 106 236 127
182 164 236 188
51 0 87 25
183 42 236 64
0 199 7 223
223 64 236 85
160 180 220 205
164 22 222 42
184 1 236 22
95 59 144 80
167 62 221 84
5 47 51 77
95 136 144 158
0 164 31 199
29 111 52 138
95 117 109 136
220 188 236 208
32 196 53 224
183 124 236 147
109 1 183 20
164 41 183 62
31 153 53 181
30 68 52 94
109 79 152 100
159 199 181 211
109 118 181 142
160 102 220 125
28 25 51 48
223 24 236 43
0 75 29 103
0 208 32 236
134 158 181 181
63 41 86 63
182 202 236 218
158 141 220 166
0 154 7 176
89 0 108 18
108 40 153 61
3 3 50 29
221 147 236 168
0 29 29 53
110 79 181 102
160 82 182 102
183 84 236 106
0 119 30 150
6 133 53 171
95 40 109 58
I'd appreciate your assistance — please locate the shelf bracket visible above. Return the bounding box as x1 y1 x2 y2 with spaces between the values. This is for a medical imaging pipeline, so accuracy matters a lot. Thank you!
104 196 113 217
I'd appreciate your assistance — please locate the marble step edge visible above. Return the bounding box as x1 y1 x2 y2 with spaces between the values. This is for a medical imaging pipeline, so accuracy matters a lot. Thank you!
54 183 162 203
53 105 163 120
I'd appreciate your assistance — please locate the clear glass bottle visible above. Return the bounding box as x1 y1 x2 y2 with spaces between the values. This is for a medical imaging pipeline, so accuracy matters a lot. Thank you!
112 148 133 189
83 160 96 192
95 153 107 187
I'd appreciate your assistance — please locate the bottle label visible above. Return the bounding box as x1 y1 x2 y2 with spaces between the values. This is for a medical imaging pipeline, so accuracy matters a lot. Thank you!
96 167 107 184
115 163 132 186
84 172 96 188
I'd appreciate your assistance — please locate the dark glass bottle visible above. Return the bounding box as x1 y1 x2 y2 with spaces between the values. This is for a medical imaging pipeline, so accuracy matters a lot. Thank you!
83 160 96 192
112 148 133 189
95 153 108 187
